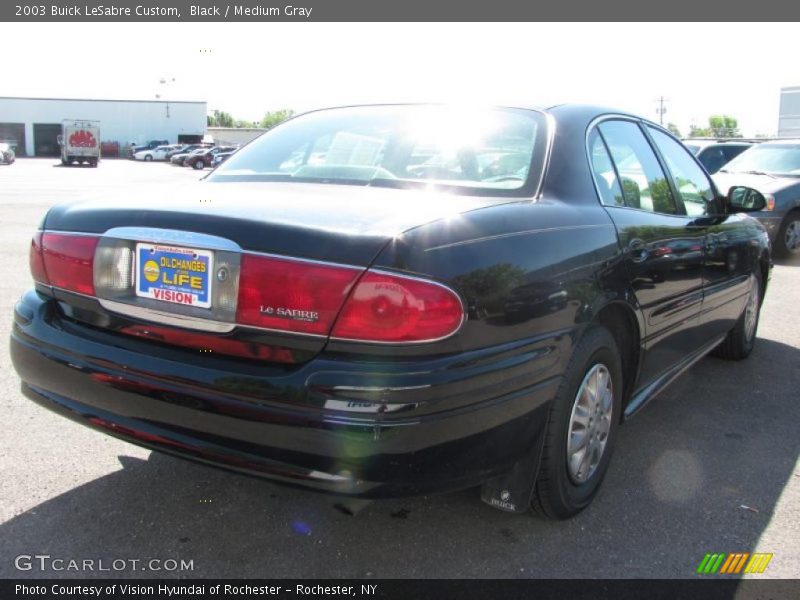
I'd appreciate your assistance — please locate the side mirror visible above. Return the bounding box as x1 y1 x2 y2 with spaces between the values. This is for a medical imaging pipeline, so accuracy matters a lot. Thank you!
727 186 766 212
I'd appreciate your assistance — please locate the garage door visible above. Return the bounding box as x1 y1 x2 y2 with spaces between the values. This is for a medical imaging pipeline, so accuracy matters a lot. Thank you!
33 123 62 157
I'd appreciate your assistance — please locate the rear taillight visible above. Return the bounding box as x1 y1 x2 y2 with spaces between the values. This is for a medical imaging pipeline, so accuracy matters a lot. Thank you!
39 232 99 295
29 232 48 284
236 254 464 343
331 271 464 343
236 254 361 336
30 231 465 345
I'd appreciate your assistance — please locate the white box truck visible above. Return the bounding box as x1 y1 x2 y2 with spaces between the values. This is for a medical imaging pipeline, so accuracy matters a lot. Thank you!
58 119 101 167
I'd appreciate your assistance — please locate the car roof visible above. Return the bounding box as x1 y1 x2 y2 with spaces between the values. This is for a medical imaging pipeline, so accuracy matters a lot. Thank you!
758 139 800 145
681 139 755 148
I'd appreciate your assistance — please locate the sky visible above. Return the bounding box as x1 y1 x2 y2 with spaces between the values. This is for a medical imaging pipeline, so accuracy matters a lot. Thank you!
1 22 798 137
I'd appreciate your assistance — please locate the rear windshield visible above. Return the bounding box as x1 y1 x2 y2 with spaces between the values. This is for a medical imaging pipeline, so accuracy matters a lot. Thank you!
208 105 548 196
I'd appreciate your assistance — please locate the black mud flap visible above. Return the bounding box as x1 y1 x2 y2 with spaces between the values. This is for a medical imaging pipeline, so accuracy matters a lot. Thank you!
480 426 546 514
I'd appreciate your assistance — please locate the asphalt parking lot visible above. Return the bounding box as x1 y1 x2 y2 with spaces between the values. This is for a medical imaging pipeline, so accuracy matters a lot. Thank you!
0 158 798 579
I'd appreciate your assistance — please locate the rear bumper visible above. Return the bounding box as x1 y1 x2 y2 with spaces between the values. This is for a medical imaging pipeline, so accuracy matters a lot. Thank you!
10 289 562 498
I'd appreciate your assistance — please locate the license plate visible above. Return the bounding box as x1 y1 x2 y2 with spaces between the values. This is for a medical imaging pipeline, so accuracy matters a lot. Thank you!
135 243 213 308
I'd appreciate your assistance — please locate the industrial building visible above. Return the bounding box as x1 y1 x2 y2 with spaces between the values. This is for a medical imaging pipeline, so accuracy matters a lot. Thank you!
778 86 800 138
207 127 267 147
0 96 207 157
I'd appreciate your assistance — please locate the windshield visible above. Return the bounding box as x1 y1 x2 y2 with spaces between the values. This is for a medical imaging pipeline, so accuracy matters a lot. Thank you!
208 105 547 196
683 143 700 155
721 143 800 176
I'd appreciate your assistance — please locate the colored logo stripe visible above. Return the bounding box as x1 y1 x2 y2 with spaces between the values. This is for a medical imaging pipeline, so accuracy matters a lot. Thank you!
697 553 773 575
697 553 726 574
745 553 773 574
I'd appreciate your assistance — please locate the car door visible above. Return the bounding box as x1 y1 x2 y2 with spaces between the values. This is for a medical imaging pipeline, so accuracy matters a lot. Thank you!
646 127 755 340
588 119 708 386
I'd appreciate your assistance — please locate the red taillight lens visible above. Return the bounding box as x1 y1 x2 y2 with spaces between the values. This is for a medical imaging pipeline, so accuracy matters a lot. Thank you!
236 254 361 336
331 271 464 343
41 232 99 295
29 232 49 284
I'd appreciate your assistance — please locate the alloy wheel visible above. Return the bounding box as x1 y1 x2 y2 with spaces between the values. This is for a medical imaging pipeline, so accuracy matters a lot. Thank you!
566 363 614 484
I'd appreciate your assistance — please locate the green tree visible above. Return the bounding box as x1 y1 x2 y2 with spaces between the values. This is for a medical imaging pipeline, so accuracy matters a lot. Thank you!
708 115 741 138
666 123 682 137
207 110 234 128
260 109 295 130
688 124 712 138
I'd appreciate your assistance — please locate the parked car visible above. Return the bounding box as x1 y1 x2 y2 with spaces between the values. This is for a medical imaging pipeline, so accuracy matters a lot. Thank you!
211 149 238 168
170 147 207 166
185 146 239 170
682 140 755 174
165 144 210 160
713 139 800 256
130 139 169 156
133 145 176 162
0 142 15 165
11 104 771 519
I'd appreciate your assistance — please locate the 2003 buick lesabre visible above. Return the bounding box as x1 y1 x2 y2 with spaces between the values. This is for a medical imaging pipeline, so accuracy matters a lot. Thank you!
11 104 771 518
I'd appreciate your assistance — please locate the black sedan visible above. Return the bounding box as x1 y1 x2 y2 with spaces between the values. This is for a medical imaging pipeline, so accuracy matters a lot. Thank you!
10 104 771 519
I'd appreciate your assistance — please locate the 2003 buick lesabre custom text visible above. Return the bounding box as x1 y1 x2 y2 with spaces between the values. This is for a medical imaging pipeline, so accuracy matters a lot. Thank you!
35 5 181 17
10 104 772 519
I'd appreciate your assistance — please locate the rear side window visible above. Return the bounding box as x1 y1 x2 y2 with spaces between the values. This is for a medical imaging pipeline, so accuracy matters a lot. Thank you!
722 145 749 161
588 129 625 206
648 127 714 216
598 120 679 215
697 146 728 174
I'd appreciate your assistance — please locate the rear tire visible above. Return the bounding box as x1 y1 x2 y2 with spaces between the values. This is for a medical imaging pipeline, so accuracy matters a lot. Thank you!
712 271 762 360
530 326 622 519
144 155 152 162
192 159 204 170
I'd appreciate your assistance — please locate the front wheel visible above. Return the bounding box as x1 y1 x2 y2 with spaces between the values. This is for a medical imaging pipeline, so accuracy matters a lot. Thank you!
776 212 800 258
144 155 153 162
192 159 205 170
531 326 622 519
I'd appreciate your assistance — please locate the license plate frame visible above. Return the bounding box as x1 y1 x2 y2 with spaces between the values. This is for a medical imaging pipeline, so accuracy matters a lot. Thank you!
135 243 214 309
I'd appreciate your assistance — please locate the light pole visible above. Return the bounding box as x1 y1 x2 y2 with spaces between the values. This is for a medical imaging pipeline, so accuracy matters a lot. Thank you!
156 77 176 118
655 96 668 126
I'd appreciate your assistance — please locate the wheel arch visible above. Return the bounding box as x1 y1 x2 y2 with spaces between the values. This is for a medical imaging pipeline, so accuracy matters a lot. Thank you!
590 299 642 418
